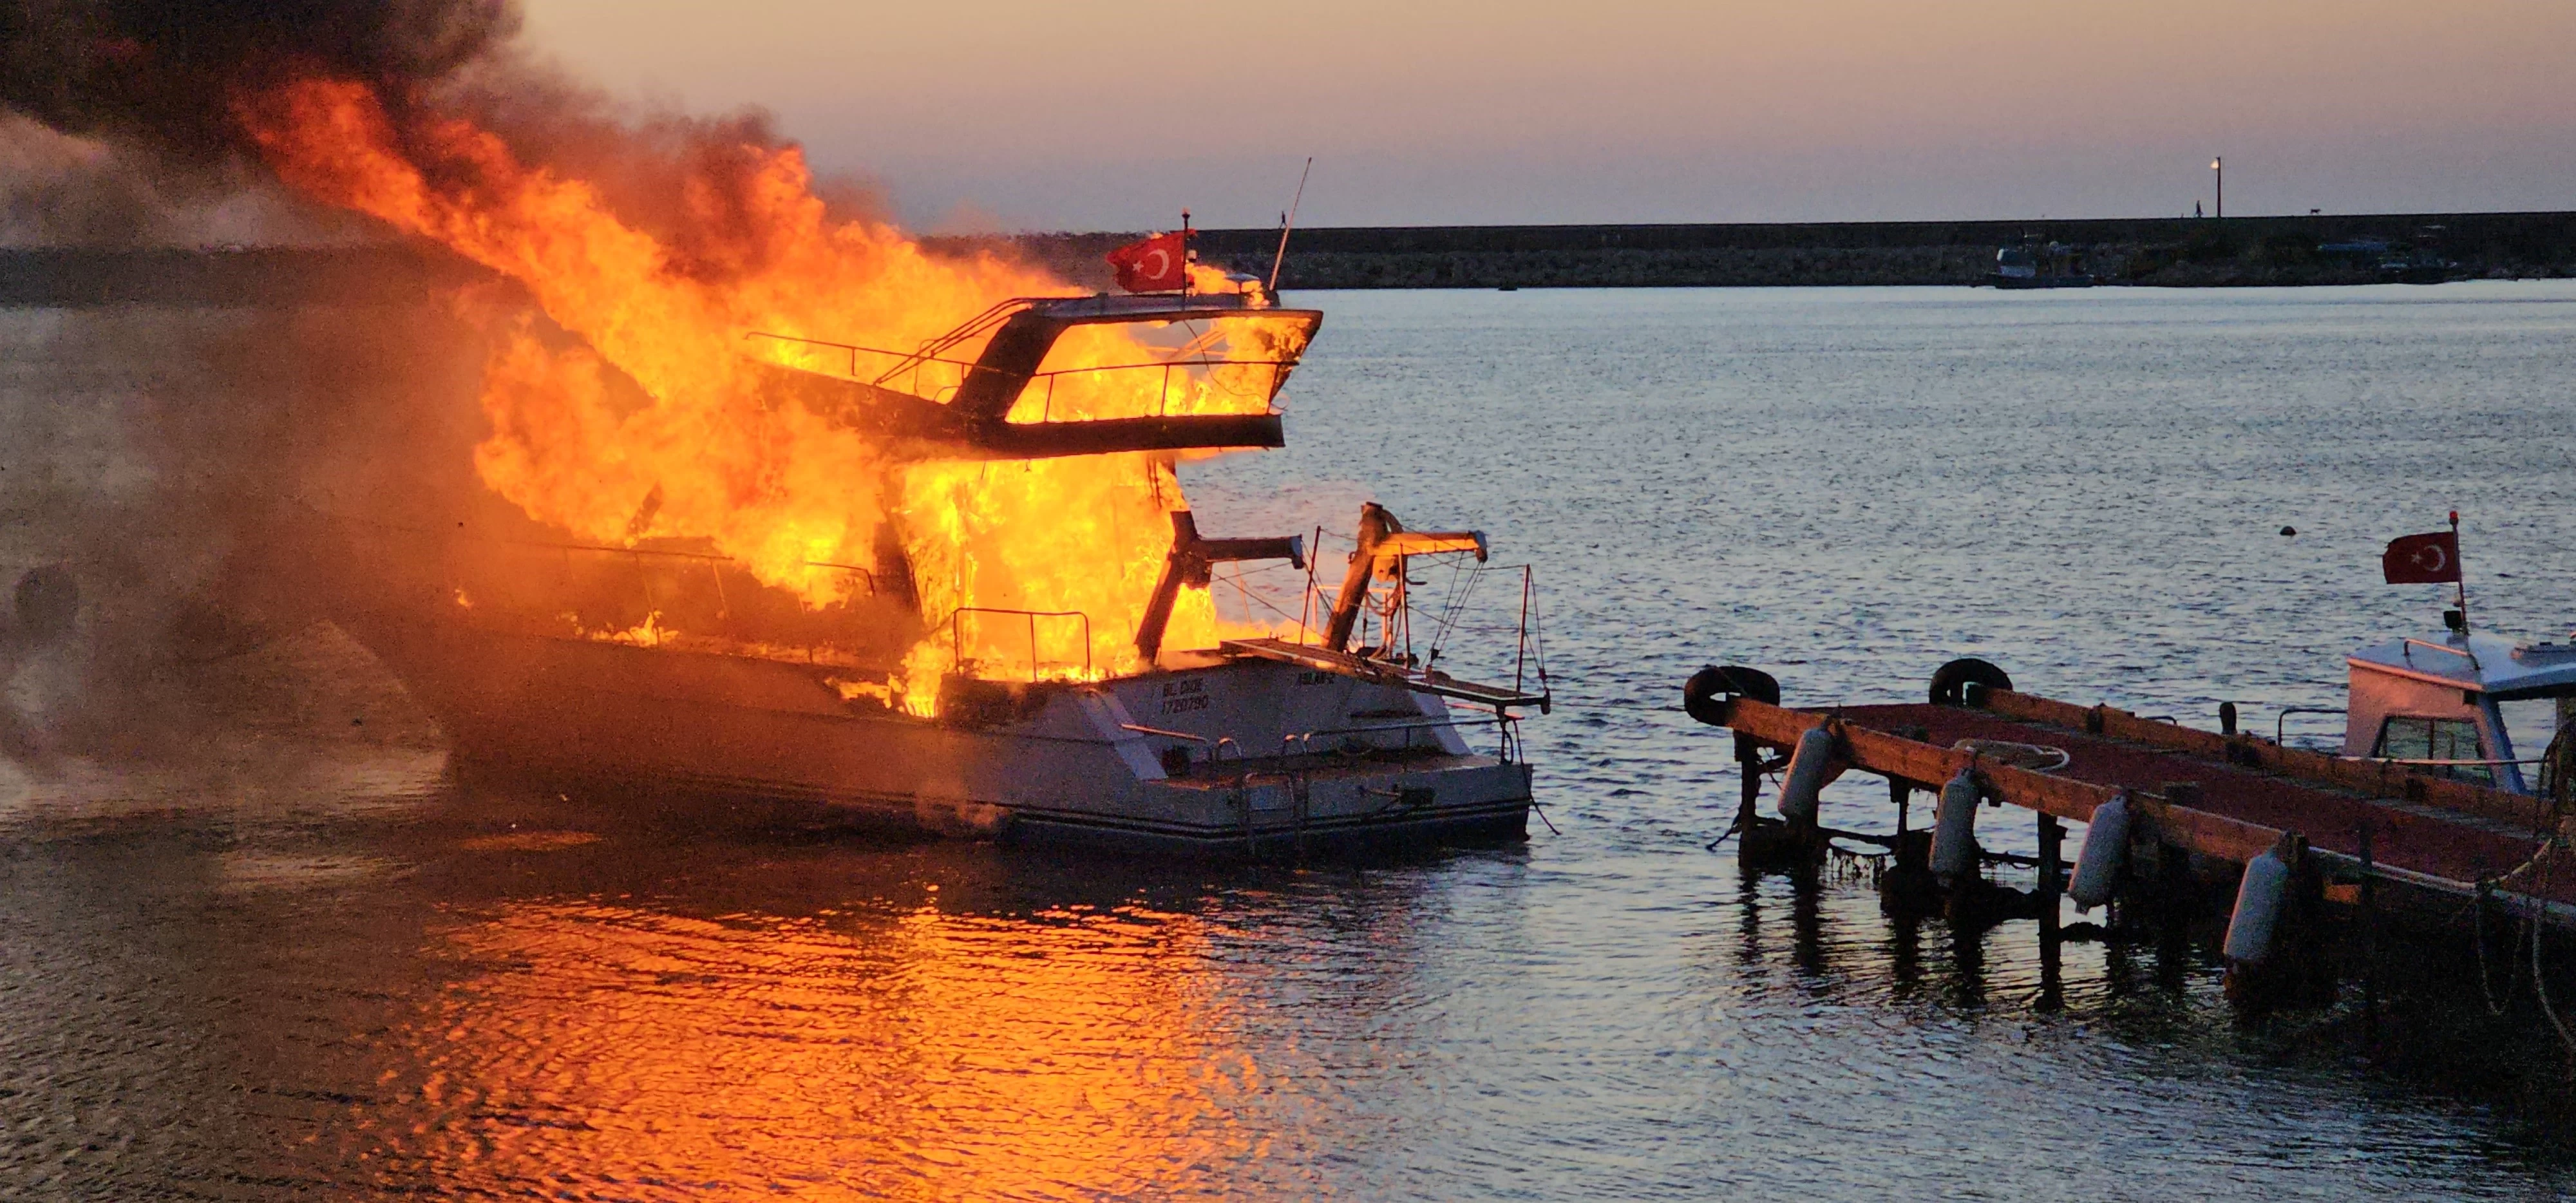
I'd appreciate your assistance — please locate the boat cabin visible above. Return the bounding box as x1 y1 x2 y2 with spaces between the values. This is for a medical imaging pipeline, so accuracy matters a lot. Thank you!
751 290 1321 460
2345 628 2576 794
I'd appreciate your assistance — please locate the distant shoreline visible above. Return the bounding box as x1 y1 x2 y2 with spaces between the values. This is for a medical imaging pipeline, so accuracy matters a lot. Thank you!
5 211 2573 305
984 211 2576 291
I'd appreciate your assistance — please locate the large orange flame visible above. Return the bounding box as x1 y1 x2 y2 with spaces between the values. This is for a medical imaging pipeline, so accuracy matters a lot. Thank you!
240 78 1281 713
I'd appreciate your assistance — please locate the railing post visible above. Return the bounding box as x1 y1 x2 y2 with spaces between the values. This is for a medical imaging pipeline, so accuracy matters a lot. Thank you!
1515 567 1533 696
2038 812 2065 1010
2358 822 2379 1041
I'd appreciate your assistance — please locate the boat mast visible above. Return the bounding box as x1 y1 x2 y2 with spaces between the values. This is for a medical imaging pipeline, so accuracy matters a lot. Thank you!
2451 509 2472 634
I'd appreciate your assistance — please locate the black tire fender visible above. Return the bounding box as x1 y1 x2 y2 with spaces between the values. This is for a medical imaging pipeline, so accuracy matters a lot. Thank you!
1928 657 2013 706
1683 664 1780 726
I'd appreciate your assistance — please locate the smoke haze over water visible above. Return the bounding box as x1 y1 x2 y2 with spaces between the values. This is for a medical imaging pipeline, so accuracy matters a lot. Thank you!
0 0 517 160
0 5 529 757
0 296 496 764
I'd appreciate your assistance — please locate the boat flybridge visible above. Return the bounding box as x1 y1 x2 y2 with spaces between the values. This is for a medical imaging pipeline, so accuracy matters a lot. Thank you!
319 288 1549 854
2342 623 2576 798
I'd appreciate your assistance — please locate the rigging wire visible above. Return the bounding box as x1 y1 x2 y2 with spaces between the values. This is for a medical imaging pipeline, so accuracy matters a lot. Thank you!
1424 556 1484 663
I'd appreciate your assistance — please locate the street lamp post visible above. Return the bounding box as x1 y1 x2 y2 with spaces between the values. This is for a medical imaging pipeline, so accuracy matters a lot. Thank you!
2211 156 2223 220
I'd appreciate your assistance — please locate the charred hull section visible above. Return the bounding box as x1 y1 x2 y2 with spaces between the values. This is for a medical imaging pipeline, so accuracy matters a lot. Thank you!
343 608 1534 855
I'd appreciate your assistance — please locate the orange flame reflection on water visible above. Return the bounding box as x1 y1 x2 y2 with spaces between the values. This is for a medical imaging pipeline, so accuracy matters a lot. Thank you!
378 902 1262 1198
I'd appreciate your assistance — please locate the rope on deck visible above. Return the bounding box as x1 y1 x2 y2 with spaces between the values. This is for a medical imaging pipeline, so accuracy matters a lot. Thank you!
1949 739 2072 773
2529 857 2576 1066
2470 816 2576 1065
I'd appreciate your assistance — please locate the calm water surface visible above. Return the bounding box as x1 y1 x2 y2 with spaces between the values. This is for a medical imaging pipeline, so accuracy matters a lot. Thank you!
8 283 2576 1198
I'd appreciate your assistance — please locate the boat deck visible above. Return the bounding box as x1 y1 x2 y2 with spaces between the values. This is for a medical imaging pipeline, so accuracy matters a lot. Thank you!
1220 637 1551 710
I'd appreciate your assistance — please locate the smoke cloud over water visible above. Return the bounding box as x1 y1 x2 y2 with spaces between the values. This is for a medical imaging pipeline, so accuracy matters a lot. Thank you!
0 1 875 251
0 1 532 763
0 294 498 771
0 0 519 161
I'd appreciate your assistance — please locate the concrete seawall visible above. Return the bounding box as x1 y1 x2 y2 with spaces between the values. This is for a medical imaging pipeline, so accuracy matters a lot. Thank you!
6 211 2575 306
990 212 2576 290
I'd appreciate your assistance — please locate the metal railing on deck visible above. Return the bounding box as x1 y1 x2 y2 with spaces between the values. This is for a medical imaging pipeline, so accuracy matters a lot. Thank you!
746 330 1298 417
2275 706 2349 746
1019 357 1290 421
2349 755 2544 768
2401 638 2483 671
1284 713 1522 764
949 607 1092 682
744 331 980 399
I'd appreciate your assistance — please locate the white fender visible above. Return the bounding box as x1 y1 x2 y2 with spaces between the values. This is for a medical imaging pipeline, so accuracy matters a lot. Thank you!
1931 767 1980 878
2067 792 2131 911
1776 726 1835 825
2223 848 2291 964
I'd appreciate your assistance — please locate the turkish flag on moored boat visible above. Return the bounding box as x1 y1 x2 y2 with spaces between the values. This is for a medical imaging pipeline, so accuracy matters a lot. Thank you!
1106 231 1188 292
2382 531 2461 583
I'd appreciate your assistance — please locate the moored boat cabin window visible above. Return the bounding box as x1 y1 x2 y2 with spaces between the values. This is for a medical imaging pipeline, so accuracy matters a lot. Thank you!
2372 715 2492 785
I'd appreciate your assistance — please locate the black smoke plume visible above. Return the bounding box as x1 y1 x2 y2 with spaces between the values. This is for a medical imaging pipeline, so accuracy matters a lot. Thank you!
0 0 519 162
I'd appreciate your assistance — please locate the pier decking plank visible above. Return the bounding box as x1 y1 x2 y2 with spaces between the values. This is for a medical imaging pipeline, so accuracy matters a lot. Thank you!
1714 695 2574 921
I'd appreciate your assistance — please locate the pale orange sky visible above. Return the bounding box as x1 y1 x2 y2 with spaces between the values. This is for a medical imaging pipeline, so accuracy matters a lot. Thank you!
520 0 2576 229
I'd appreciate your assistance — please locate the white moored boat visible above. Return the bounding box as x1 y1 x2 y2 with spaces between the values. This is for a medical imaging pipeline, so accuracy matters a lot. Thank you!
2342 627 2576 797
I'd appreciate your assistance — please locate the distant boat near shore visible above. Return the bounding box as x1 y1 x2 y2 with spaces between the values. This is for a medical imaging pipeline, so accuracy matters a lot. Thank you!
1985 241 2096 289
2321 225 2457 284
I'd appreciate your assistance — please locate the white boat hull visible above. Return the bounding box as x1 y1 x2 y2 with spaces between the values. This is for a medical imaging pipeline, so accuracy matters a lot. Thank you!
340 610 1534 854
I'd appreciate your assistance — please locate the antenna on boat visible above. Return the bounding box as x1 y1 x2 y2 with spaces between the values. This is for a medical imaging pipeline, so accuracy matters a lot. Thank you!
1180 208 1191 297
2451 509 2472 634
1269 156 1313 294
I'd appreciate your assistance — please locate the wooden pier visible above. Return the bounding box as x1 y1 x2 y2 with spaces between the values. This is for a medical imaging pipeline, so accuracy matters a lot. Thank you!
1690 675 2576 943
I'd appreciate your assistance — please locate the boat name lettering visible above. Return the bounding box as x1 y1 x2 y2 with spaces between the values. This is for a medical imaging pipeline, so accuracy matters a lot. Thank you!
1160 679 1204 698
1160 694 1210 715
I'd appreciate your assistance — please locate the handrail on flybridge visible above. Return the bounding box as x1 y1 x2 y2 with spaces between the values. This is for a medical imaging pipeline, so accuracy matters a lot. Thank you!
741 294 1318 460
894 298 1034 382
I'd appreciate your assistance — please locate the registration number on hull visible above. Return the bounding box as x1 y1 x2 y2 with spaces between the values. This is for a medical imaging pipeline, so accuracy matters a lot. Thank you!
1159 677 1209 715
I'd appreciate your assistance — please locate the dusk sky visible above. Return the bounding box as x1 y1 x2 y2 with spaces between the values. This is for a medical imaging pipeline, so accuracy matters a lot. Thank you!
522 0 2576 231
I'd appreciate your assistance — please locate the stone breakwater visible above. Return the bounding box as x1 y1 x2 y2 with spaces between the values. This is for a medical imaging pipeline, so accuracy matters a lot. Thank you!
980 212 2576 290
6 211 2574 305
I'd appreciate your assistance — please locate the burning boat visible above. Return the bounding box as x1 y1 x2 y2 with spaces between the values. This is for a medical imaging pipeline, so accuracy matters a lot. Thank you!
145 76 1553 853
317 287 1548 853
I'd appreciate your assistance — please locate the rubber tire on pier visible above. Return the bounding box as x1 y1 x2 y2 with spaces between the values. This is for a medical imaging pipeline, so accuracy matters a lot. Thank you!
1683 665 1780 725
1928 658 2012 707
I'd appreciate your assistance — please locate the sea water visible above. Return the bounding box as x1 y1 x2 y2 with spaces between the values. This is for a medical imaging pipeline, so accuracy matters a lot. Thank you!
6 283 2576 1198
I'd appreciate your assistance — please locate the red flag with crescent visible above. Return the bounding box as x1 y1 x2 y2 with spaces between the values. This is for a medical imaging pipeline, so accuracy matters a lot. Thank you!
1106 231 1188 292
2382 531 2461 584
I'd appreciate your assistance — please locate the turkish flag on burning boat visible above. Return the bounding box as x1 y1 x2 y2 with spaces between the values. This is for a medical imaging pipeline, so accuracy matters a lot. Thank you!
2382 531 2462 583
1106 231 1188 292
